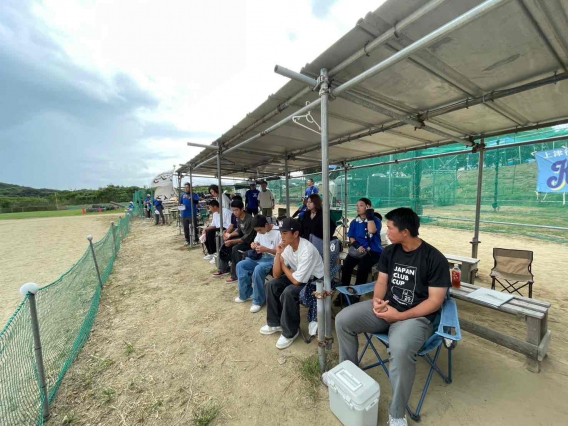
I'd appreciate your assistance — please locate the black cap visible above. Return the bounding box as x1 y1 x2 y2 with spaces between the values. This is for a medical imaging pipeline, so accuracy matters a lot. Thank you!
252 215 268 228
279 218 301 232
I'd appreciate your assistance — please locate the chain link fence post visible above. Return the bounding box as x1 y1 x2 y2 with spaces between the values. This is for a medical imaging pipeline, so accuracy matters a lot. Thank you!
87 235 104 289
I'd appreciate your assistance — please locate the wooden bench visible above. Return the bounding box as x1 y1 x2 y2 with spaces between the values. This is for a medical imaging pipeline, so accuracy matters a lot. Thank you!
450 282 551 373
446 254 480 284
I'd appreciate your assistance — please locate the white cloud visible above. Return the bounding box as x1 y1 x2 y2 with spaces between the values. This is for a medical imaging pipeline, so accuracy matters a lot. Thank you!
2 0 385 189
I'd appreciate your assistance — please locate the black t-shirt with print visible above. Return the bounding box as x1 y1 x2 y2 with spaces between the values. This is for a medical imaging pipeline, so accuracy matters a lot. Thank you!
377 240 450 322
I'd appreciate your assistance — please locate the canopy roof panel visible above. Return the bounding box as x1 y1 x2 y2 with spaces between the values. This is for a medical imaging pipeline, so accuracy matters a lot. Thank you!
179 0 568 179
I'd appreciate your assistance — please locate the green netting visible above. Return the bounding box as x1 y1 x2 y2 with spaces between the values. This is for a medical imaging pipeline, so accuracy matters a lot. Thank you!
132 190 153 218
272 125 568 243
0 214 133 426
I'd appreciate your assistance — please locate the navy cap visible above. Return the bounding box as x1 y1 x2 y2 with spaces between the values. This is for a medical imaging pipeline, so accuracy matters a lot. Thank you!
279 217 301 232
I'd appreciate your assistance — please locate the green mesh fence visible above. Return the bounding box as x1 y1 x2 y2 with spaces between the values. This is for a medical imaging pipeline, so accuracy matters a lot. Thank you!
271 125 568 243
132 190 153 218
0 213 134 426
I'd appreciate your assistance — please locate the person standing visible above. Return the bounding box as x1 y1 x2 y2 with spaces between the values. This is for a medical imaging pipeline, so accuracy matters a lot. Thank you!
305 178 319 198
209 184 231 210
326 208 450 426
180 183 200 245
258 181 275 217
235 215 282 313
154 197 165 225
213 199 256 283
144 193 152 219
245 182 260 216
259 218 324 349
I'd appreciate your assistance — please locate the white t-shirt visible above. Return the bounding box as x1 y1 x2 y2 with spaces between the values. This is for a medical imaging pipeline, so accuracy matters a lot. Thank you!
258 189 274 208
211 208 232 229
254 228 282 257
218 193 232 210
281 237 324 283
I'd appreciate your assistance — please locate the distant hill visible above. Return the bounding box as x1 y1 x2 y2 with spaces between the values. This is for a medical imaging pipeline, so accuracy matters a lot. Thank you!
0 182 145 209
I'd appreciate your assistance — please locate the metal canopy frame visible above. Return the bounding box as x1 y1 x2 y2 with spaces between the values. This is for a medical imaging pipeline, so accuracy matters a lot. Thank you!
178 0 568 371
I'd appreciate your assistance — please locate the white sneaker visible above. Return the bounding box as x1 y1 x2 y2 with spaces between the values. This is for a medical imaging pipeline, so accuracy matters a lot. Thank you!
388 414 408 426
250 304 262 313
184 241 190 246
209 256 217 265
276 330 299 349
259 325 282 335
308 321 318 336
203 254 214 260
321 371 329 387
235 296 252 303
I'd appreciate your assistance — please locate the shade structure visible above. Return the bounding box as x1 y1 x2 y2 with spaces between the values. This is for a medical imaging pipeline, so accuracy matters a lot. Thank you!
178 0 568 177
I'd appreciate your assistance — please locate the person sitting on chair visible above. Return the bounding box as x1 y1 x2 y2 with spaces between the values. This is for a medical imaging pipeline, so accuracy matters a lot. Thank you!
260 218 324 349
292 198 307 221
324 208 450 426
235 215 282 313
300 194 336 241
202 200 232 262
213 199 256 283
340 197 383 286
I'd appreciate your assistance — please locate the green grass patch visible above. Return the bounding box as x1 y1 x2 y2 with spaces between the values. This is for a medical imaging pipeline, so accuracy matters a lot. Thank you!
297 352 339 402
192 401 221 426
0 209 122 220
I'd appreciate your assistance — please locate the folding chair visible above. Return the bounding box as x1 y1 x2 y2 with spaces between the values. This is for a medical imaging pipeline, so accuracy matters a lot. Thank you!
490 248 534 298
298 236 342 343
335 283 461 422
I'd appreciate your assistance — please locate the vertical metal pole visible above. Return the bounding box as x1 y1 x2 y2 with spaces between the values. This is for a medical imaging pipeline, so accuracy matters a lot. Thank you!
343 165 348 248
471 140 485 258
189 168 197 245
320 68 332 370
178 172 183 235
20 283 50 421
87 235 103 289
388 154 393 205
216 148 224 267
111 222 118 257
285 155 290 217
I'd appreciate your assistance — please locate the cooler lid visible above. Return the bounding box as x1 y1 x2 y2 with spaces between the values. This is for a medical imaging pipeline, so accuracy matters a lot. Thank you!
328 360 380 407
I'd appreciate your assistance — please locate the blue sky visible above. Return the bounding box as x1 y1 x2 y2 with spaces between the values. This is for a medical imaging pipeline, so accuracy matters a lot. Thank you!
0 0 383 189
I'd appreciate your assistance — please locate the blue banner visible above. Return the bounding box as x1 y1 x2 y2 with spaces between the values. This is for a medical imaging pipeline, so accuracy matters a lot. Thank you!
536 148 568 193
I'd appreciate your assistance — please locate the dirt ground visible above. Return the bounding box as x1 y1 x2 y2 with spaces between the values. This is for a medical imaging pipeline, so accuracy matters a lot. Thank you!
0 213 124 327
43 216 568 426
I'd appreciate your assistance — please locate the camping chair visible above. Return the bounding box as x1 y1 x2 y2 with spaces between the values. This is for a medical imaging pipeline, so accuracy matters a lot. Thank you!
490 248 534 298
298 235 342 343
335 283 461 421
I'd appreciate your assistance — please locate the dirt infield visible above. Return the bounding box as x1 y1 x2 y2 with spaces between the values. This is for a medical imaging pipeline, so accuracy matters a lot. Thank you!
46 218 568 425
0 213 124 327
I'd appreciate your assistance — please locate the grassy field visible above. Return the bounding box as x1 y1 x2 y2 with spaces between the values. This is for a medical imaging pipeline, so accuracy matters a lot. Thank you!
0 209 127 221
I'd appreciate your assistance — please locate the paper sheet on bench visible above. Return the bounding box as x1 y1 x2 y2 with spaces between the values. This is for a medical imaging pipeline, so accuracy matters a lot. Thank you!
466 288 514 307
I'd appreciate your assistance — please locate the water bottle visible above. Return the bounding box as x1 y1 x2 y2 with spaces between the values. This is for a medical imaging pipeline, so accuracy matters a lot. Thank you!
451 264 461 289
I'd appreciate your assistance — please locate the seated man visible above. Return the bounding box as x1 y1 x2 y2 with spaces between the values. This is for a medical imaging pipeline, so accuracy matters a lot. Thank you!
202 200 232 262
213 199 256 283
235 215 282 313
325 208 450 426
260 218 324 349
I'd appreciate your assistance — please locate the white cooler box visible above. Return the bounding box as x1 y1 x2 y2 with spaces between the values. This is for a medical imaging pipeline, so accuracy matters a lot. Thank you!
328 360 380 426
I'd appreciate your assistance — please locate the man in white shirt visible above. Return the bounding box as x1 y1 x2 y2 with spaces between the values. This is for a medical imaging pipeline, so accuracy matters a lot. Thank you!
258 180 275 217
202 200 232 260
260 218 324 349
235 215 282 313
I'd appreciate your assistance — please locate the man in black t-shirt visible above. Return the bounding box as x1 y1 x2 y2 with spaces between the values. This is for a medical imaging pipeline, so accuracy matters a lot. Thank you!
326 208 450 426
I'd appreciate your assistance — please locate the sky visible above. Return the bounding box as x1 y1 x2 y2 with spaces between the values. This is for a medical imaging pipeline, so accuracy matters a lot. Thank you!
0 0 383 190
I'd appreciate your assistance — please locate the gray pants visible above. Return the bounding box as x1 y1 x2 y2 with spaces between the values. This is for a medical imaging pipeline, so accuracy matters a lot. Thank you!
336 300 432 418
